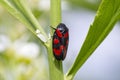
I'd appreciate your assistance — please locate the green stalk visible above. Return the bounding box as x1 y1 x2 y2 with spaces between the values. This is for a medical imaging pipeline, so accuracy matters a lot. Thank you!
47 43 64 80
50 0 61 27
47 0 64 80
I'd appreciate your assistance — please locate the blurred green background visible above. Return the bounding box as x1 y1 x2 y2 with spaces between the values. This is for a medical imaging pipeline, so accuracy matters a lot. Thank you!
1 0 120 80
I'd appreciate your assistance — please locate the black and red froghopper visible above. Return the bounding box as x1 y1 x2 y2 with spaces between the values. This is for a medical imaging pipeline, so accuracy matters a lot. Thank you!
52 23 69 60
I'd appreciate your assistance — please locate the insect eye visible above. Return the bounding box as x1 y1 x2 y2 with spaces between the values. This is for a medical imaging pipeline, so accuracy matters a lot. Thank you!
60 29 65 33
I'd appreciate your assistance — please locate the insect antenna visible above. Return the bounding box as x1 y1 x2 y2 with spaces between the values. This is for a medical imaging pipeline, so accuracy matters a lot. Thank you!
50 26 56 30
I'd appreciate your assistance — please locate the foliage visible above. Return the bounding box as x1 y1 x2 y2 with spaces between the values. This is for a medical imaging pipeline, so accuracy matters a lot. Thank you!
0 0 120 80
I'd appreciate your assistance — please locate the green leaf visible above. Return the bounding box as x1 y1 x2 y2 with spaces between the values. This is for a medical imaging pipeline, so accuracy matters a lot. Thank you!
0 0 48 44
66 0 120 79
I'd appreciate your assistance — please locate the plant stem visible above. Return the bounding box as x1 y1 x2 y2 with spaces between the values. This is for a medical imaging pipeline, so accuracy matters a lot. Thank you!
50 0 61 27
47 0 64 80
47 43 64 80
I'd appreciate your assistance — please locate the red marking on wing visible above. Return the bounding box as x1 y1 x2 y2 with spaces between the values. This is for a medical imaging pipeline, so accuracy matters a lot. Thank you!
56 29 62 38
60 45 64 50
53 38 59 44
53 48 62 56
64 32 68 38
66 40 69 45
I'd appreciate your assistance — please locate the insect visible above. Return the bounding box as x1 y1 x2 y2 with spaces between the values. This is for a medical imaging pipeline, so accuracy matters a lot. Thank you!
52 23 69 60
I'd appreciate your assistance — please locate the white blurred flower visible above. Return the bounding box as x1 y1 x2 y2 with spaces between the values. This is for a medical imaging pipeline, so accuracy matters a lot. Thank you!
38 0 50 11
14 40 40 58
0 35 11 52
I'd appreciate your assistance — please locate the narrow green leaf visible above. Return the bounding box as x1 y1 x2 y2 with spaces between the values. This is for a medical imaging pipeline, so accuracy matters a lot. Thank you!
66 0 120 79
0 0 48 44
